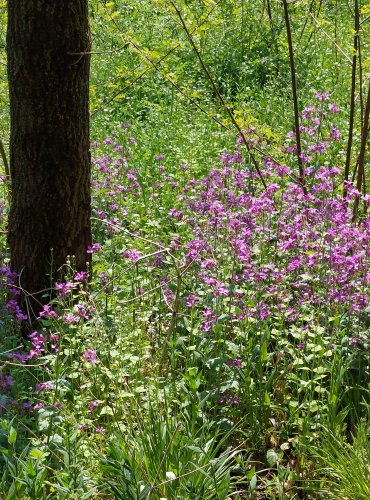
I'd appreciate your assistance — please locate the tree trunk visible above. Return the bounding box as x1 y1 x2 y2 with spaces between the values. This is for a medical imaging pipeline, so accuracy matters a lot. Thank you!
7 1 91 318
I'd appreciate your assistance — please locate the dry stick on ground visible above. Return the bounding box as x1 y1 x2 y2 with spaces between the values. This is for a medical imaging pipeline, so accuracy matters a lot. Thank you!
282 0 307 195
170 1 267 191
353 79 370 220
344 0 360 199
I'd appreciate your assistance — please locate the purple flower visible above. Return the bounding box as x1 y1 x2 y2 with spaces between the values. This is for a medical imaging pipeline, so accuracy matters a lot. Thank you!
122 249 142 262
201 309 217 332
330 127 340 141
38 304 58 320
169 209 184 220
34 381 54 394
184 294 199 308
0 375 14 391
6 299 28 321
219 392 239 406
82 349 97 365
74 271 88 281
55 280 76 297
64 313 80 324
328 103 339 114
28 331 46 359
308 141 329 154
315 92 330 101
75 304 89 320
7 351 29 362
87 243 102 254
227 358 242 368
350 337 361 348
87 400 100 412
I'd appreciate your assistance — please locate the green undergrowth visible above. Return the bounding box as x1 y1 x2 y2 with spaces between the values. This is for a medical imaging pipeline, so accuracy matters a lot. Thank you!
0 1 370 499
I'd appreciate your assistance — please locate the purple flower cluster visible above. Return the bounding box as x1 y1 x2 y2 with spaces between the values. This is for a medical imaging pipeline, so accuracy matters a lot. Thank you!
82 349 97 365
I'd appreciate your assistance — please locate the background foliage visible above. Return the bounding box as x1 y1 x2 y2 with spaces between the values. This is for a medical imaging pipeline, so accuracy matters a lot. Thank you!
0 1 370 498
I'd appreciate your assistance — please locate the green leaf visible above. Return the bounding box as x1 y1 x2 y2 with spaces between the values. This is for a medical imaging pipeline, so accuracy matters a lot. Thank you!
29 449 45 460
100 406 114 416
264 391 271 406
249 473 257 491
8 427 17 446
165 471 176 480
266 448 279 467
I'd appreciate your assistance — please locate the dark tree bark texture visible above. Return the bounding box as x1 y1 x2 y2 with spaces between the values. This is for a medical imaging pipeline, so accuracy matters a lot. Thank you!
7 1 91 316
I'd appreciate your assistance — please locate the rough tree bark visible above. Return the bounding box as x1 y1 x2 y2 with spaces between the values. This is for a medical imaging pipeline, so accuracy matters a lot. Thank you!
7 1 91 317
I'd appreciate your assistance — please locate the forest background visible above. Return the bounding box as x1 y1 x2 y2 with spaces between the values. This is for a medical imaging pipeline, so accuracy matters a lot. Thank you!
0 0 370 498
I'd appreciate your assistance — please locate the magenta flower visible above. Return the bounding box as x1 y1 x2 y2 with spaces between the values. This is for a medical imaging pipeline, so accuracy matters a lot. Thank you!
87 243 102 254
64 313 80 324
34 381 54 394
330 127 340 140
315 92 330 101
82 349 97 365
201 309 217 332
75 304 89 320
184 294 199 308
227 358 242 368
87 400 99 412
38 304 58 320
328 103 339 114
55 280 76 297
122 249 142 262
74 271 88 281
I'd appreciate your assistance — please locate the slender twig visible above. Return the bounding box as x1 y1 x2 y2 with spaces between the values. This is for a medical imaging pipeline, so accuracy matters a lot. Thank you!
68 46 129 56
353 80 370 220
91 216 179 256
0 137 11 201
121 38 228 130
266 0 273 27
170 2 267 190
282 0 307 194
92 0 222 117
307 11 351 64
358 29 364 129
344 0 359 199
358 32 367 206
